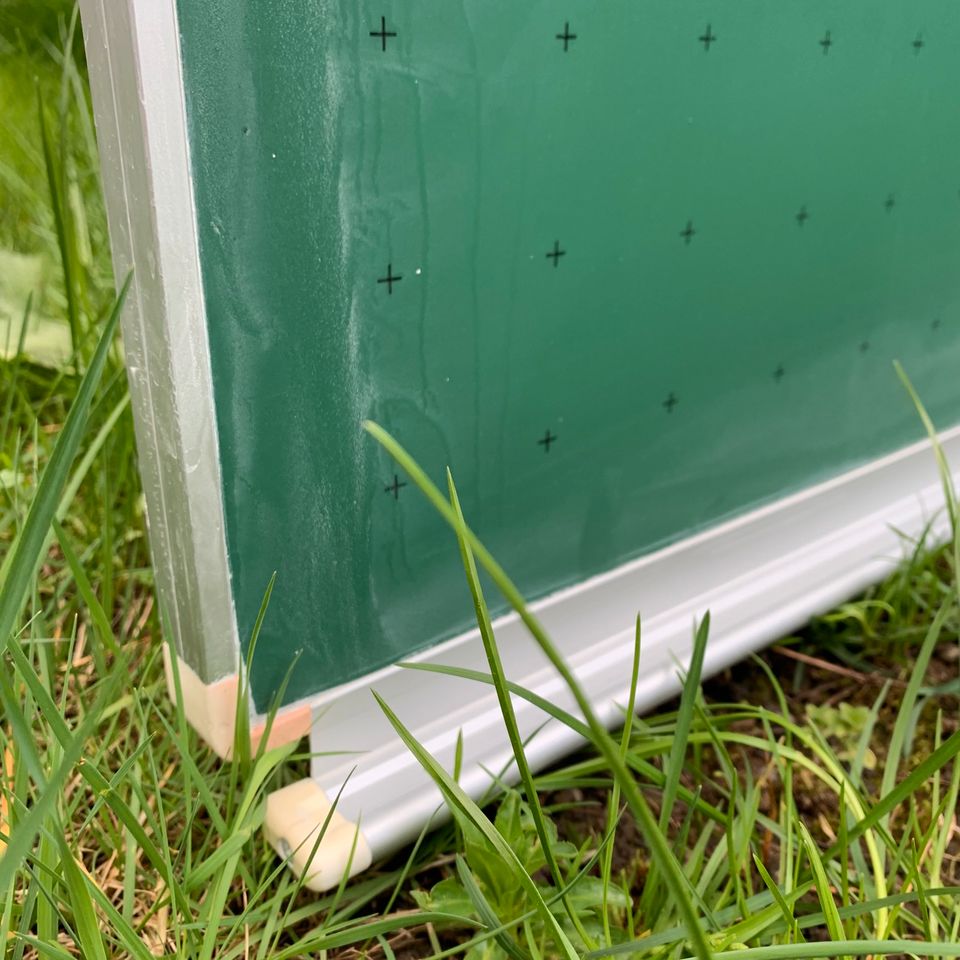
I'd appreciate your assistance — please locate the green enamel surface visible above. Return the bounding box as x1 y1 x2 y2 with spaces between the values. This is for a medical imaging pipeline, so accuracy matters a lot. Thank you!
175 1 960 711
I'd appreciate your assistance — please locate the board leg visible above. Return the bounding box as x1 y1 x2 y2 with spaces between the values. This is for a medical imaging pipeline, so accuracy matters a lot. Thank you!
264 780 373 892
162 645 312 759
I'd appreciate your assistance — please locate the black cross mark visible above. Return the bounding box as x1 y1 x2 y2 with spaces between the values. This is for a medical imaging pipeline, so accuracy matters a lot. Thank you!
795 205 810 227
546 241 566 266
377 263 402 294
663 392 679 413
384 474 407 499
773 364 785 382
680 221 696 245
556 22 577 51
819 30 833 54
912 34 925 53
699 24 717 51
885 193 896 212
538 429 557 452
370 16 397 52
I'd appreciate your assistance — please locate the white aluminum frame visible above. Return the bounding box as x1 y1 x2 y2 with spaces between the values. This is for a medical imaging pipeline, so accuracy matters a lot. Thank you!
80 0 960 891
79 0 240 682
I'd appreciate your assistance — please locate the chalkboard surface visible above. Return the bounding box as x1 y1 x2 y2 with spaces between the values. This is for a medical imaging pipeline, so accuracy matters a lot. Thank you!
175 1 960 711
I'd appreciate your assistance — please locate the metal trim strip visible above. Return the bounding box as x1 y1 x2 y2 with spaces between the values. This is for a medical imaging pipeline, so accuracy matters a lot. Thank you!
79 0 240 681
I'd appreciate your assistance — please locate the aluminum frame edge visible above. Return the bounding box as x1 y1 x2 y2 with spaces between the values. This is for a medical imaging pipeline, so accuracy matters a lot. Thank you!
78 0 240 683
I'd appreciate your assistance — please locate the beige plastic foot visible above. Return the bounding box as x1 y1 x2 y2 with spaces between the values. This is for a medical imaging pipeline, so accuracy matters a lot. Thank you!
264 780 373 892
163 645 312 759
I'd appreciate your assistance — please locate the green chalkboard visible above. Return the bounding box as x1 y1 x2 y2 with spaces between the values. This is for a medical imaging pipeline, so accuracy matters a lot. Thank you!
176 1 960 711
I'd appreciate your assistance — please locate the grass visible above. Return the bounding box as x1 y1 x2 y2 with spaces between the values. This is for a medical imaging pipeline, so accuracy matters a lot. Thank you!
3 6 960 959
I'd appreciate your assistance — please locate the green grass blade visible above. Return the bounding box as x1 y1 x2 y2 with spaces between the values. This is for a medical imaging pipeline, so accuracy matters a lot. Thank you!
269 912 483 960
365 420 713 960
2 632 195 917
373 690 580 960
447 468 592 946
681 943 960 960
232 571 277 773
13 935 74 960
0 275 129 639
879 598 950 830
37 86 81 364
0 379 129 604
0 681 111 893
403 662 593 739
405 660 728 827
895 361 957 528
0 291 32 448
752 853 803 944
184 827 254 893
72 869 156 960
660 615 709 831
603 616 641 945
827 726 960 857
55 834 108 960
797 819 844 943
895 361 960 589
456 854 531 960
52 517 118 660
